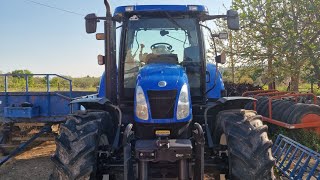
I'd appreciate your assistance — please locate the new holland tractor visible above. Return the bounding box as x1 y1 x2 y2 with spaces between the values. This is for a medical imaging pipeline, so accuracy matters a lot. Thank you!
51 1 275 179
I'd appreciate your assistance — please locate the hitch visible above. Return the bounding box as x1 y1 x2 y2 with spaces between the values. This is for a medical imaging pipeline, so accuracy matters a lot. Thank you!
0 124 52 166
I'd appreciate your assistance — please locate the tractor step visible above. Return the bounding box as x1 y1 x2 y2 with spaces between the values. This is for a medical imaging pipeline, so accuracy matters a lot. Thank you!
272 134 320 179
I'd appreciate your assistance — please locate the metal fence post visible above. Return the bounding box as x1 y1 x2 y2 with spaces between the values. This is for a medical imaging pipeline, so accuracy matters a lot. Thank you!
69 80 72 98
25 75 29 102
4 75 8 107
46 75 50 93
46 75 51 116
4 75 8 93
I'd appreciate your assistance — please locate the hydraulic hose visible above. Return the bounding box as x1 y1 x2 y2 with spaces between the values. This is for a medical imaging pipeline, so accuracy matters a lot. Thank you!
107 104 122 126
106 104 122 151
203 104 216 148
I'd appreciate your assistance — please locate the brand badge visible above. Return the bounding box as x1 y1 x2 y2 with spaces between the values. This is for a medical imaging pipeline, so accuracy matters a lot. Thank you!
158 81 167 87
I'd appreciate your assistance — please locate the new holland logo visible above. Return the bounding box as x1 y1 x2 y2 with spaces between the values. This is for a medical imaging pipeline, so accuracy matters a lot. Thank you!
158 81 167 87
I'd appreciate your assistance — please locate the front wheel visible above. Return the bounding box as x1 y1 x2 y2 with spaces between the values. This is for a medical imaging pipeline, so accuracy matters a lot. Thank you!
214 109 275 180
50 111 114 180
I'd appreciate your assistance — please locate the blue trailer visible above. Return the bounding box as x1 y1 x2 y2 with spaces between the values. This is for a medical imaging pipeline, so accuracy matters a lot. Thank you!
0 74 95 157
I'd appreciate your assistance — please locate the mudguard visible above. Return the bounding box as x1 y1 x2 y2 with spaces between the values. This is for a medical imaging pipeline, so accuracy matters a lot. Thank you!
217 96 256 110
70 95 111 110
206 63 225 99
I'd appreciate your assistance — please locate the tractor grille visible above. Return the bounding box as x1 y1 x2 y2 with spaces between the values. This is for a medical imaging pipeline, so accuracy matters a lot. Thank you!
147 90 177 119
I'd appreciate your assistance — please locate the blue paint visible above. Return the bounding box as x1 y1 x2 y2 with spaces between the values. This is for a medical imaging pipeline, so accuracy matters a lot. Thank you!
4 107 39 118
98 63 225 99
272 134 320 179
0 91 94 121
206 63 225 99
134 64 192 124
0 74 89 122
114 5 208 16
98 71 106 98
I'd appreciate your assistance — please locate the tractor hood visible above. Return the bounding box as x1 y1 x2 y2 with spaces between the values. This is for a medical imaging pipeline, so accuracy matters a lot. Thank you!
136 63 188 90
135 63 192 124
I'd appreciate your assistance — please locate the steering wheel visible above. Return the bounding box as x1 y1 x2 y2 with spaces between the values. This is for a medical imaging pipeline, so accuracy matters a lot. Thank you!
150 43 173 52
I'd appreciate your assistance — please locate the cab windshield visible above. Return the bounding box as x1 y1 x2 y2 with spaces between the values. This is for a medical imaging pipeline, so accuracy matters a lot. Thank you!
123 17 202 97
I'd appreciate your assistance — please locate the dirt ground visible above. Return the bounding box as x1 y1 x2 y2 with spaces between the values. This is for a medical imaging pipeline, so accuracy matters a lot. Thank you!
0 141 288 180
0 141 218 180
0 141 55 180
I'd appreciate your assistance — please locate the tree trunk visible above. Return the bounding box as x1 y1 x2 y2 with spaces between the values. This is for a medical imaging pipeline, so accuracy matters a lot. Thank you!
290 70 300 92
266 0 274 90
229 32 235 83
314 65 320 89
267 57 274 90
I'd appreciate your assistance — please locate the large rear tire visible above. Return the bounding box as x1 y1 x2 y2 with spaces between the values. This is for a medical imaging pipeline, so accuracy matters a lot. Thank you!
214 109 275 180
50 111 114 180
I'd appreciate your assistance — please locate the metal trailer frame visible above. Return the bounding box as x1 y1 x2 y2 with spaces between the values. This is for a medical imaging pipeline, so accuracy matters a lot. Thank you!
243 90 320 134
272 134 320 179
0 74 73 123
0 74 97 123
0 74 96 166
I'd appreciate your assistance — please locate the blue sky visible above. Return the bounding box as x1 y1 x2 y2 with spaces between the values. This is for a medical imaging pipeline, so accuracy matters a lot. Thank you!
0 0 231 77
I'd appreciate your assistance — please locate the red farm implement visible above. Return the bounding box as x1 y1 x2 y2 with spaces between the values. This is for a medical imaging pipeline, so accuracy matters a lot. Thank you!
243 90 320 134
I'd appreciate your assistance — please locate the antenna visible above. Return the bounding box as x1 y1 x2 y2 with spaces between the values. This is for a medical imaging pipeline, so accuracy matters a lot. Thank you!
24 0 84 16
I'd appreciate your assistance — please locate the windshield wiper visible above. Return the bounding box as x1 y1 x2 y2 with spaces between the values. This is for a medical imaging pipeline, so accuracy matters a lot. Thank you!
166 35 185 43
164 12 191 38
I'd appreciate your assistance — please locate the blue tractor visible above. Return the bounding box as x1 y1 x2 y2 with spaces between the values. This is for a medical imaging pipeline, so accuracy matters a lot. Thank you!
51 1 275 179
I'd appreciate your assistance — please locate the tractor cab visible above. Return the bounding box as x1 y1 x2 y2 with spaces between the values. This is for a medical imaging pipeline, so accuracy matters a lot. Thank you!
94 5 231 138
115 5 208 103
92 5 234 125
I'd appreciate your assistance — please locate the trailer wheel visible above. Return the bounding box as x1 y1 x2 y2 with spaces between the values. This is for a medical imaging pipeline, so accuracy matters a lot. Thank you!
261 99 282 117
267 99 283 116
50 111 114 180
287 104 320 124
0 123 5 144
0 123 12 156
244 101 254 110
280 103 297 123
272 101 294 121
214 110 275 180
0 123 5 155
256 98 269 115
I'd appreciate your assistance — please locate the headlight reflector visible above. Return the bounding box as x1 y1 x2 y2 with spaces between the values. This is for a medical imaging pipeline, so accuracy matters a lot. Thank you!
177 84 190 120
135 86 149 120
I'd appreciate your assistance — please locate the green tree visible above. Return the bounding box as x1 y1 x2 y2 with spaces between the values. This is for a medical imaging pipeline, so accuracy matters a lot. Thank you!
215 0 320 91
10 69 34 89
0 70 4 91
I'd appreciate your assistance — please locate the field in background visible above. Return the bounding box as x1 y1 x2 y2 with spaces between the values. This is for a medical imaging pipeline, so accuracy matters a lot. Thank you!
0 74 100 93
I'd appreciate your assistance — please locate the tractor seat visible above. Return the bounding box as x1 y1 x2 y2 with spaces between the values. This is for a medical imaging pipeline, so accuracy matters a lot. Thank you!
183 46 200 73
145 54 178 64
183 46 200 62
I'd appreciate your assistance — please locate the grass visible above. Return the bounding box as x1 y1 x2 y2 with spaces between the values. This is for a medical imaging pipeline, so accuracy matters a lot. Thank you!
268 125 320 179
0 87 97 92
268 124 320 152
272 83 320 95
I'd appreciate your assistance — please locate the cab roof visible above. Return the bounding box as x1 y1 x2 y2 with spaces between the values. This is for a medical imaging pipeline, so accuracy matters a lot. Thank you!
113 5 208 17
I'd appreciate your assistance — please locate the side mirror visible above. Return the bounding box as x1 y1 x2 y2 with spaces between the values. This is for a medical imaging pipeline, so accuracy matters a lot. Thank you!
215 51 226 64
85 13 99 34
227 10 240 30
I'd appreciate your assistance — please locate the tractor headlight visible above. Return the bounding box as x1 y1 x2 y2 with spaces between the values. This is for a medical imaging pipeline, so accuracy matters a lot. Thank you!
177 84 190 120
135 86 149 120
